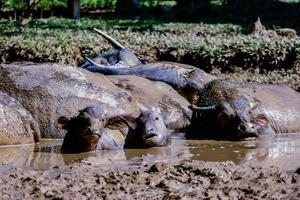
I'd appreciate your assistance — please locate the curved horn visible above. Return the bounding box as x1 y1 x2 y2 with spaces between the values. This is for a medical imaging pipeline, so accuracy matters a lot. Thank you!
189 104 217 111
85 56 106 68
84 57 119 75
84 57 111 74
93 28 125 50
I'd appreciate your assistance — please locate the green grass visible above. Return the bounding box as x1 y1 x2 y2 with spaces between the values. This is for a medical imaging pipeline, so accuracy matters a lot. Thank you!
1 18 299 70
0 18 299 91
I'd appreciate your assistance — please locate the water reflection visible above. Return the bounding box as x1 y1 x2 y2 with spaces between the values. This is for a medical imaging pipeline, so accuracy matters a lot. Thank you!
241 133 300 171
0 133 299 171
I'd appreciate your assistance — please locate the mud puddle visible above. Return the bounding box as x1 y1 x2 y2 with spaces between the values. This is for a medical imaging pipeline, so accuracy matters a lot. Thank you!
0 133 299 171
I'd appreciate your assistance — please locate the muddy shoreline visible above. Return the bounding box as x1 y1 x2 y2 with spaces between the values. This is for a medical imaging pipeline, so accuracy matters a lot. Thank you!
1 135 300 199
0 158 299 199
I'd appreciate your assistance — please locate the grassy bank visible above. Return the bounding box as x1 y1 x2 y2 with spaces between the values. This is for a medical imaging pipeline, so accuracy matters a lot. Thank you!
1 18 299 68
0 18 299 90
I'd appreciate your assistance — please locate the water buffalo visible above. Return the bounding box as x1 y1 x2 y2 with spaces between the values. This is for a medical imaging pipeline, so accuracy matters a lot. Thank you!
83 58 215 104
99 108 171 149
80 29 142 69
80 30 215 103
59 107 171 153
59 107 107 153
0 63 140 138
0 92 40 145
107 75 192 130
187 80 300 140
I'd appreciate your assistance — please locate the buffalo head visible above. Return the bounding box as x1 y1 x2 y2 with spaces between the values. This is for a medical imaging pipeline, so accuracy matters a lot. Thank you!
58 106 107 153
188 100 258 140
135 109 171 147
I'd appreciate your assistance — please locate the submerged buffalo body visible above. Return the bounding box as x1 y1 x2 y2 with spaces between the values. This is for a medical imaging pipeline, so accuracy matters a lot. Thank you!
100 109 171 150
108 75 192 130
0 92 40 145
59 107 106 153
188 80 300 140
60 107 171 153
81 30 215 103
0 63 140 138
83 59 215 104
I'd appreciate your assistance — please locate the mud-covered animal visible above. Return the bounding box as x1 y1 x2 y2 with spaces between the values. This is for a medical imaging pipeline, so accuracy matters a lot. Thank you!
83 58 215 104
80 28 142 68
59 107 107 153
99 109 171 150
0 92 40 145
81 31 215 103
0 63 140 138
187 80 300 140
107 75 192 130
59 107 171 153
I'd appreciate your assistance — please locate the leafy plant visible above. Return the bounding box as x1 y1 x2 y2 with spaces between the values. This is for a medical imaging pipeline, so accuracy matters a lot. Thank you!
36 0 67 9
0 18 299 81
80 0 116 9
4 0 27 10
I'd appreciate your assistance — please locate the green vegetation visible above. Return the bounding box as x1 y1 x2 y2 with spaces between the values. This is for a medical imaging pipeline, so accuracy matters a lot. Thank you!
0 0 166 11
36 0 67 9
0 18 299 90
1 18 299 69
1 0 299 12
80 0 116 9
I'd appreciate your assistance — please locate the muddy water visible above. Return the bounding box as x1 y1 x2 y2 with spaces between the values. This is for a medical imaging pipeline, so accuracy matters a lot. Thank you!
0 133 299 171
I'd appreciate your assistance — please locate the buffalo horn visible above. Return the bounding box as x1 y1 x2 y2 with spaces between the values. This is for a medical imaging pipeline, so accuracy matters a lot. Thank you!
93 28 125 50
85 56 106 68
189 105 217 111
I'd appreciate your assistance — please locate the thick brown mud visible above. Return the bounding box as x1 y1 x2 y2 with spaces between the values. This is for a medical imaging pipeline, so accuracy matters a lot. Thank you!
0 134 299 199
0 159 299 199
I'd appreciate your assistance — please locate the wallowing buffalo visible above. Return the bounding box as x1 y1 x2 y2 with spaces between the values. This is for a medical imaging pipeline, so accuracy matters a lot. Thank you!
81 30 215 104
100 108 171 150
0 63 140 139
187 80 300 140
59 107 106 153
107 75 192 130
83 58 214 104
0 92 40 145
59 106 171 153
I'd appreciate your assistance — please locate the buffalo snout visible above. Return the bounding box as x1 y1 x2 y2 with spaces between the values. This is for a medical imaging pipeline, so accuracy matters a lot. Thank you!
236 122 258 138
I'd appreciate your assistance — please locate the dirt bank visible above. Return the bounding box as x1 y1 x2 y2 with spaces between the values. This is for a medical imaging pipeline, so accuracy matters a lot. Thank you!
0 158 299 199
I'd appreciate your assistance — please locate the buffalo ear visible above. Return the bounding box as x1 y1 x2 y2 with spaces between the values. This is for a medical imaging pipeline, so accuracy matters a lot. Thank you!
134 115 144 128
55 116 70 130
